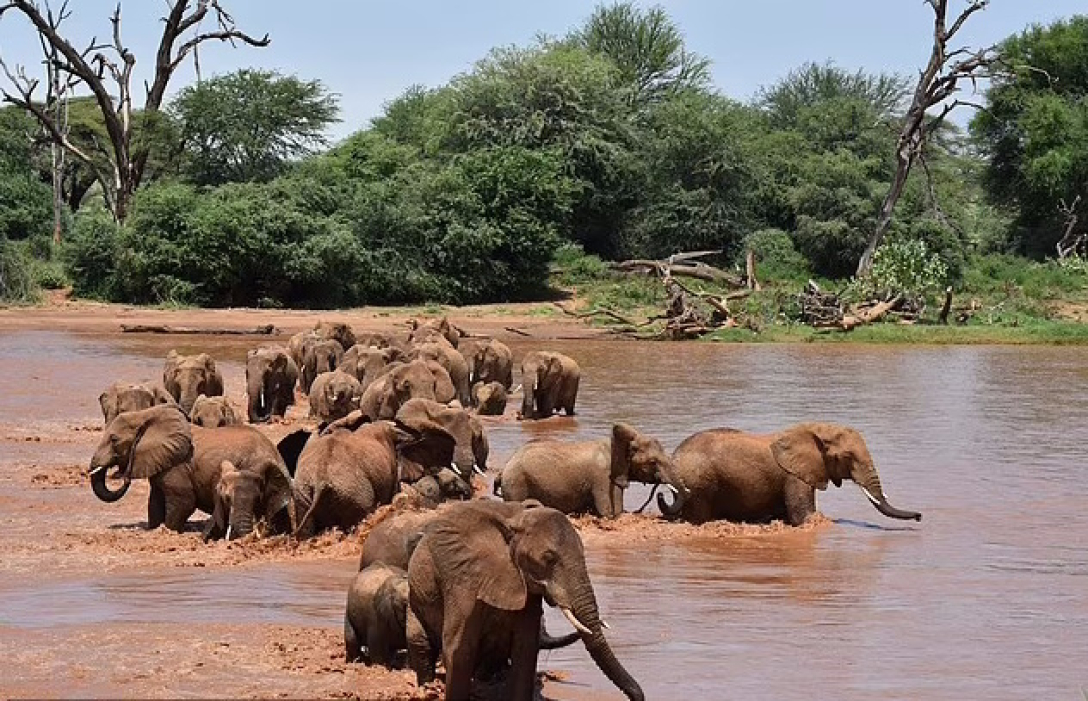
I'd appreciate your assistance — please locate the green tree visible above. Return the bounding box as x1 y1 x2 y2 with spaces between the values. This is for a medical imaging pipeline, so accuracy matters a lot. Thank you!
171 69 339 186
758 62 908 130
0 106 52 241
972 16 1088 258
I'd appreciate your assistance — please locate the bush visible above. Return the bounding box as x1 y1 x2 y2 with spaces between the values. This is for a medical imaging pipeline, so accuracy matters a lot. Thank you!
32 258 69 289
740 228 809 282
845 238 948 304
0 238 38 303
65 208 122 300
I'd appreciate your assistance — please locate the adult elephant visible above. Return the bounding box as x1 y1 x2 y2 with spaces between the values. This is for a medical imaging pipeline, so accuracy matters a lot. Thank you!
408 316 463 348
409 341 471 407
406 500 644 701
341 345 403 392
287 330 318 371
163 351 224 415
245 346 299 423
394 398 487 485
88 405 293 536
462 338 514 390
359 360 456 421
300 338 344 394
309 370 363 422
189 394 242 428
495 422 687 519
658 423 923 525
285 412 457 537
98 381 175 424
519 351 580 420
314 320 357 352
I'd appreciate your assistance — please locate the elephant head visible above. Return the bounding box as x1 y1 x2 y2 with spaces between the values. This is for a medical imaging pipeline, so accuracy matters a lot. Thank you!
314 320 356 352
394 398 487 483
368 360 454 419
163 351 224 415
408 316 462 348
770 422 921 521
98 381 175 424
189 394 241 428
520 351 560 418
206 459 295 541
471 381 507 416
609 423 689 516
246 346 297 423
426 501 644 700
88 404 193 503
467 339 513 388
310 370 363 421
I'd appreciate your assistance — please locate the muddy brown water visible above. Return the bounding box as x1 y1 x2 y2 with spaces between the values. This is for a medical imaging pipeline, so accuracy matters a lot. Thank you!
2 330 1087 699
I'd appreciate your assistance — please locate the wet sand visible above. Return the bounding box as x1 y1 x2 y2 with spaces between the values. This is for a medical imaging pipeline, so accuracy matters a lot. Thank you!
2 304 1087 699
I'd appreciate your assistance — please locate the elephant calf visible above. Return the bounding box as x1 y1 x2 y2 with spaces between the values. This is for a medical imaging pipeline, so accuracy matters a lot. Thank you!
189 394 242 428
345 563 410 666
519 350 580 420
496 423 686 519
163 350 224 416
98 381 175 424
308 370 363 423
472 381 507 416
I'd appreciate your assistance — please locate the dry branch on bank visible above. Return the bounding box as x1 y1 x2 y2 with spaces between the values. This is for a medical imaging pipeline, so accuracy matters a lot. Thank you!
611 250 746 288
120 324 278 335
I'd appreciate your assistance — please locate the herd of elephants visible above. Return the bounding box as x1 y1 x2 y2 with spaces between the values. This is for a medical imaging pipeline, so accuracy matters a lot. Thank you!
87 317 923 701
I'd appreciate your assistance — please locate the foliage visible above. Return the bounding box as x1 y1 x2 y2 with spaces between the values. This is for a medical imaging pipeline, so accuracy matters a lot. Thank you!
758 62 909 129
0 238 38 303
972 16 1088 257
741 228 810 282
170 69 339 186
844 238 949 303
0 107 53 240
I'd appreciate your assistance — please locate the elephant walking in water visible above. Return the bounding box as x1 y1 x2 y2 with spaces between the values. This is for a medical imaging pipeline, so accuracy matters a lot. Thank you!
659 422 922 525
518 350 580 420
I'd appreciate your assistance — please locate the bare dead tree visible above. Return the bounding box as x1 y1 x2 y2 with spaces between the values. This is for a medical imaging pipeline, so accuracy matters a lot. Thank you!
0 1 268 222
856 0 999 277
1055 195 1084 259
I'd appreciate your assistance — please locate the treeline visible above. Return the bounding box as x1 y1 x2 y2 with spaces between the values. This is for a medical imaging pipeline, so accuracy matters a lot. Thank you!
1 5 1086 307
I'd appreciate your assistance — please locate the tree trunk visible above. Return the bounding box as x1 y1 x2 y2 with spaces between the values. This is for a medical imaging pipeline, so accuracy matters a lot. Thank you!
858 139 915 277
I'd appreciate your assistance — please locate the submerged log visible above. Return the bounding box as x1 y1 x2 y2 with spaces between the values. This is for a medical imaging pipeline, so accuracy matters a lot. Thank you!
120 324 278 335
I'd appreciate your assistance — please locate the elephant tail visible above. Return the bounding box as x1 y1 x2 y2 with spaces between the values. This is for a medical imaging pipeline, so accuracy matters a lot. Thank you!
492 470 503 497
293 483 327 539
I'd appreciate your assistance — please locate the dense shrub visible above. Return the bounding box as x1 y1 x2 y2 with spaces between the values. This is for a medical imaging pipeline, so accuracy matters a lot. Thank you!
0 238 37 302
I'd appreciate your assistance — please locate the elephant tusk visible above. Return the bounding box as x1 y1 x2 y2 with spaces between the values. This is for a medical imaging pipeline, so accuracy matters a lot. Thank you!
473 463 486 476
225 525 232 541
511 384 522 394
88 464 108 476
860 486 881 506
561 607 593 636
665 484 679 496
601 619 611 630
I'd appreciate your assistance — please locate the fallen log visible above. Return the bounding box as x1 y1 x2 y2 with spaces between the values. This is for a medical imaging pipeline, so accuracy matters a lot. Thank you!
611 257 745 287
817 295 902 331
120 323 278 335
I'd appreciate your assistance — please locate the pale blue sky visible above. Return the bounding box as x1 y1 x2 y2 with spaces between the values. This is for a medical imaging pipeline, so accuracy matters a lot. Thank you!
0 1 1083 141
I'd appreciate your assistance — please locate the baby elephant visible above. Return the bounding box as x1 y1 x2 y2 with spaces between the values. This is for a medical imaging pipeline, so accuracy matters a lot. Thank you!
189 394 242 428
471 381 507 416
345 562 410 667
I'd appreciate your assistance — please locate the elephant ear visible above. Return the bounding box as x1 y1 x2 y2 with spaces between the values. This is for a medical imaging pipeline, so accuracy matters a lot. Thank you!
163 350 181 387
98 387 117 423
277 429 312 477
262 460 296 529
771 424 832 490
152 386 175 407
427 504 526 611
394 400 456 471
129 405 193 479
610 422 640 488
471 415 489 471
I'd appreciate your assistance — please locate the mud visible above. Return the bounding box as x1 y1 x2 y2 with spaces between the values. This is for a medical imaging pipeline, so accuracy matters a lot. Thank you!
2 305 1087 699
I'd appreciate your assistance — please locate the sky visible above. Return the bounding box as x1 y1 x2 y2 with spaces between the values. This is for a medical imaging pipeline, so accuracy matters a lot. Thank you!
0 0 1083 142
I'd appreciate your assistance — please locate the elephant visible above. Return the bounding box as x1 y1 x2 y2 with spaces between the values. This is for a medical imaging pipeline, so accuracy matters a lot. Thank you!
519 351 580 420
408 468 474 505
245 346 299 423
300 338 344 394
284 412 458 538
359 359 456 420
287 330 318 371
471 381 507 416
408 316 463 348
658 423 923 526
341 345 404 392
98 381 175 424
308 370 363 422
163 351 224 415
206 458 295 541
189 394 242 428
314 320 357 352
344 562 410 666
495 422 686 519
406 500 644 701
360 507 442 571
462 338 514 390
355 331 410 352
88 405 293 536
394 398 488 485
409 341 471 406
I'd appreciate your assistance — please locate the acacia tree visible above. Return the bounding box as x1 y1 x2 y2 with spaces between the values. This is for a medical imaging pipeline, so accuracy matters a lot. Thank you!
0 0 268 222
856 0 998 277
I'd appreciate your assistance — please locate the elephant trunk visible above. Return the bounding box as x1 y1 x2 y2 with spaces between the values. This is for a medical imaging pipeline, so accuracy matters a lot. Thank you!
855 465 922 522
655 459 689 519
569 587 644 701
520 371 536 418
247 374 268 422
89 462 131 502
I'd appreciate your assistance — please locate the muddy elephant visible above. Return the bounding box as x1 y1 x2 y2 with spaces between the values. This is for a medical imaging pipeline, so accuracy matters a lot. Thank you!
189 394 242 428
394 398 487 485
519 351 580 420
206 458 295 541
300 338 344 394
88 405 293 536
98 381 175 424
471 381 507 416
287 330 318 370
284 412 457 537
314 320 357 352
163 351 224 415
495 423 686 518
345 562 410 666
341 345 404 392
462 338 514 390
408 316 463 348
359 360 456 421
659 423 923 526
360 507 443 571
309 370 363 422
355 331 410 352
409 341 471 406
407 468 473 505
406 500 644 701
245 346 299 423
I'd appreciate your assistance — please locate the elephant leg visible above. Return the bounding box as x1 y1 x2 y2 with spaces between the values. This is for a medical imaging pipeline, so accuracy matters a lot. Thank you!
345 614 363 662
784 477 817 526
591 483 621 519
442 613 482 701
147 481 166 529
508 598 543 701
406 609 436 685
